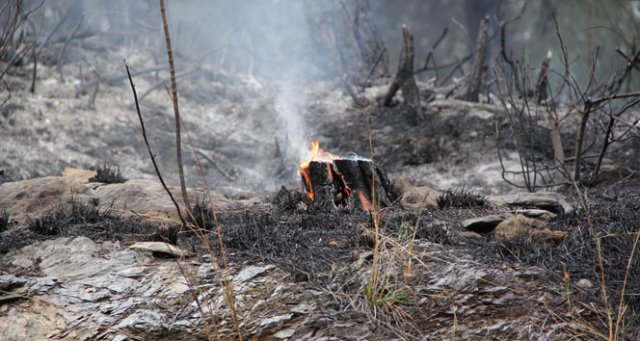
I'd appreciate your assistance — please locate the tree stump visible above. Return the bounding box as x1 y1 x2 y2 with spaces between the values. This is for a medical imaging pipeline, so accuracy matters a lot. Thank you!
300 159 397 211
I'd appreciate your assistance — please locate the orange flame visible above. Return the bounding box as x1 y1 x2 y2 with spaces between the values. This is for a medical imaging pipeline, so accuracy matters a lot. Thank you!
299 140 345 201
358 192 372 211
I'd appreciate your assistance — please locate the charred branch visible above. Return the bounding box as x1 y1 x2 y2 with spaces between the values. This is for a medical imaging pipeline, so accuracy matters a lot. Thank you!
497 2 526 96
352 0 389 79
125 62 186 238
75 65 167 97
414 27 448 80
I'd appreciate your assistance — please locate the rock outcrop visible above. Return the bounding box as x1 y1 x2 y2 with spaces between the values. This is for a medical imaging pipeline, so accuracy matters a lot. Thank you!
0 176 98 224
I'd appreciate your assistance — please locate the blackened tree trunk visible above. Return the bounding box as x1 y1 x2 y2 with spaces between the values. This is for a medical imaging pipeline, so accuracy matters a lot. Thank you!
463 16 490 102
383 25 423 124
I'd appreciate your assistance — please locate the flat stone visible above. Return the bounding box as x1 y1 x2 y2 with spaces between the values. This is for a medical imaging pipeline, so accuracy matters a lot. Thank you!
290 301 316 314
490 192 573 214
274 327 296 339
514 268 547 281
512 209 557 221
0 274 27 292
462 214 512 233
260 313 293 328
234 265 275 285
116 309 166 331
117 266 148 278
129 242 193 258
577 278 593 289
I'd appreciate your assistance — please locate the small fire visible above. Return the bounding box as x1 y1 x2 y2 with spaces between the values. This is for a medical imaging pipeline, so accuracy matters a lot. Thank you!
299 140 349 202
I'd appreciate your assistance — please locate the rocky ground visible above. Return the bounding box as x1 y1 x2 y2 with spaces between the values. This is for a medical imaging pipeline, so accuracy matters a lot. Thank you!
1 46 640 340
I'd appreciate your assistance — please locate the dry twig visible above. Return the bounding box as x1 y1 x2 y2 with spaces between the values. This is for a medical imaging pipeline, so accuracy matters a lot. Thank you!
159 0 190 210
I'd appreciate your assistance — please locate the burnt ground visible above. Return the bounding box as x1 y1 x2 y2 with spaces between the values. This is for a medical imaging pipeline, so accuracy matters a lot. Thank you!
2 45 640 339
2 179 640 338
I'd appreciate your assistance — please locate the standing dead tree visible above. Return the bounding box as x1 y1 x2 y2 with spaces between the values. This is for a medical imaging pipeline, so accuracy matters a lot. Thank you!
495 13 640 191
0 0 43 98
535 50 552 103
463 16 490 102
383 25 423 124
351 0 388 82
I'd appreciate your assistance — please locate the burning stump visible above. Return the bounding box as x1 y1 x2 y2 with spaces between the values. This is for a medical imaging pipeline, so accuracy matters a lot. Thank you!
299 142 398 210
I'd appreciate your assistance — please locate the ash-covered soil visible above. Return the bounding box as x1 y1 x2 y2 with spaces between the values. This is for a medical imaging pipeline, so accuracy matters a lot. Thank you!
2 46 640 340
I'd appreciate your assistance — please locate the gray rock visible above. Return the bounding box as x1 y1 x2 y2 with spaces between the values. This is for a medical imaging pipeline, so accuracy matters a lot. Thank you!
274 327 296 339
234 265 275 286
290 301 316 315
490 192 573 214
116 266 148 278
577 278 594 289
116 309 167 331
512 208 557 220
260 313 293 328
0 176 98 224
94 179 231 221
0 274 26 292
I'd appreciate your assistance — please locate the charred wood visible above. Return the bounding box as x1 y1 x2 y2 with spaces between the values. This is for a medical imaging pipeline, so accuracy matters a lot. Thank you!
535 50 551 103
383 25 423 124
463 16 489 102
302 159 396 211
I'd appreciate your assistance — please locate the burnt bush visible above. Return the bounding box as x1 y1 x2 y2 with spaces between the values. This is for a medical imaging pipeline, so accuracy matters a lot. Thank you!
0 210 10 234
192 200 215 231
28 209 64 235
19 200 168 244
29 202 105 235
469 202 640 334
89 164 127 184
437 188 485 208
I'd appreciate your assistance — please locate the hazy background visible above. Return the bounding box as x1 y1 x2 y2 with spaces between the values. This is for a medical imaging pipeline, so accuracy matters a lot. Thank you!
3 0 640 190
26 0 640 84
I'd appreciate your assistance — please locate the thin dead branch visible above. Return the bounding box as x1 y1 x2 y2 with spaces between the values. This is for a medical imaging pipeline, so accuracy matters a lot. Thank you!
125 63 186 234
159 0 190 211
75 65 166 97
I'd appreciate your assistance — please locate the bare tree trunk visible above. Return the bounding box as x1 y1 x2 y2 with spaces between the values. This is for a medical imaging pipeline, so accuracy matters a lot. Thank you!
573 109 590 181
542 120 565 171
383 25 422 124
535 50 552 103
463 16 489 102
